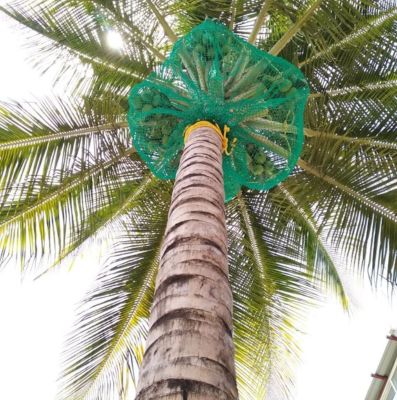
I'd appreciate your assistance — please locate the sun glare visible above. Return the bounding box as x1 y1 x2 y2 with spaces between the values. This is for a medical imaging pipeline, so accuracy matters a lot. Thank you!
106 29 124 50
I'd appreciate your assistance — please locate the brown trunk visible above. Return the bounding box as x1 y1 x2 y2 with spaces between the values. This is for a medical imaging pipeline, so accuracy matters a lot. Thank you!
136 126 238 399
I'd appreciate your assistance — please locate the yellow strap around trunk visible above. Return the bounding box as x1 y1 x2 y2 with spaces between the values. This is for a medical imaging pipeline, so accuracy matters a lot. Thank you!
183 121 237 155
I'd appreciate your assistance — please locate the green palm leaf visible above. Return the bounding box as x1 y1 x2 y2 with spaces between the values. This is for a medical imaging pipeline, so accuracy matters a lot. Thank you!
228 192 317 398
0 97 146 270
58 181 172 400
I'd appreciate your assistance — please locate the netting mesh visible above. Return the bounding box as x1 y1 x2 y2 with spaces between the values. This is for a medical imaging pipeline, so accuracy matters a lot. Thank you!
128 20 309 201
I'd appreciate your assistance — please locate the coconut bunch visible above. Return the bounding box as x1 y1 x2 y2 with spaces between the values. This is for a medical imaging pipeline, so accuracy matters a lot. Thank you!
131 87 171 113
245 143 276 180
131 87 180 150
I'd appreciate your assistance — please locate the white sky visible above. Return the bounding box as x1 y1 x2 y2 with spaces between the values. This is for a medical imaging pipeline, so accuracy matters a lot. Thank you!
0 10 396 400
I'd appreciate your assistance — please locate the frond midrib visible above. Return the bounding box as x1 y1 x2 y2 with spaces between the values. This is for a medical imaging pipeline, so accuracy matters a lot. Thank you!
248 0 272 44
0 147 135 230
304 128 397 150
144 0 178 43
0 122 129 150
309 79 397 98
269 0 322 55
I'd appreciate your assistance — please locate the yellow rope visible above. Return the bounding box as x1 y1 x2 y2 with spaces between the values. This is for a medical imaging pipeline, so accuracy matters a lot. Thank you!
183 120 237 155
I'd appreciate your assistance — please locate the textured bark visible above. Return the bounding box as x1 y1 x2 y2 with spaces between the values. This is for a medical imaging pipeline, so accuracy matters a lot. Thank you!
136 127 238 400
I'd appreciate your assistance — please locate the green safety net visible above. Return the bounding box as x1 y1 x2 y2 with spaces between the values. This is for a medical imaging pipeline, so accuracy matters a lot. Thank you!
128 20 309 201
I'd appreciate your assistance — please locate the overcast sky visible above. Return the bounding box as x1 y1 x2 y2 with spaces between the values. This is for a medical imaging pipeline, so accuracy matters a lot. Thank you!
0 10 396 400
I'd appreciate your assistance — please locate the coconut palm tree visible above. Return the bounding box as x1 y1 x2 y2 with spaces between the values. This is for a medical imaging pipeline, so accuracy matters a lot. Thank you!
0 0 396 399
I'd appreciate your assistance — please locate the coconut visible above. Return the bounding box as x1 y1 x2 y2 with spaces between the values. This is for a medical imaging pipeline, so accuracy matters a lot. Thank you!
151 113 162 121
152 94 161 107
252 164 264 176
141 90 153 103
221 42 233 56
279 79 293 93
264 165 275 177
142 104 153 112
254 152 267 164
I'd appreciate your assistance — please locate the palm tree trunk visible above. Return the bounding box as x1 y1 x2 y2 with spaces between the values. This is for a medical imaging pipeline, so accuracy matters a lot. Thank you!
136 126 238 399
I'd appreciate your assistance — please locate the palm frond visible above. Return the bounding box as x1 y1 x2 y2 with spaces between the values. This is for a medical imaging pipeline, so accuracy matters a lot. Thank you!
35 173 157 280
291 159 397 286
3 1 154 68
226 192 317 399
169 0 232 35
88 0 167 60
299 6 397 67
0 143 144 271
0 96 155 271
277 183 349 309
0 97 124 208
309 77 397 99
0 1 154 100
58 181 172 400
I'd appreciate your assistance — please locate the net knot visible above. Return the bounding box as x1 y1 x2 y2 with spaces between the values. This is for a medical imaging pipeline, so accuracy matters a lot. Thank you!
184 121 237 155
